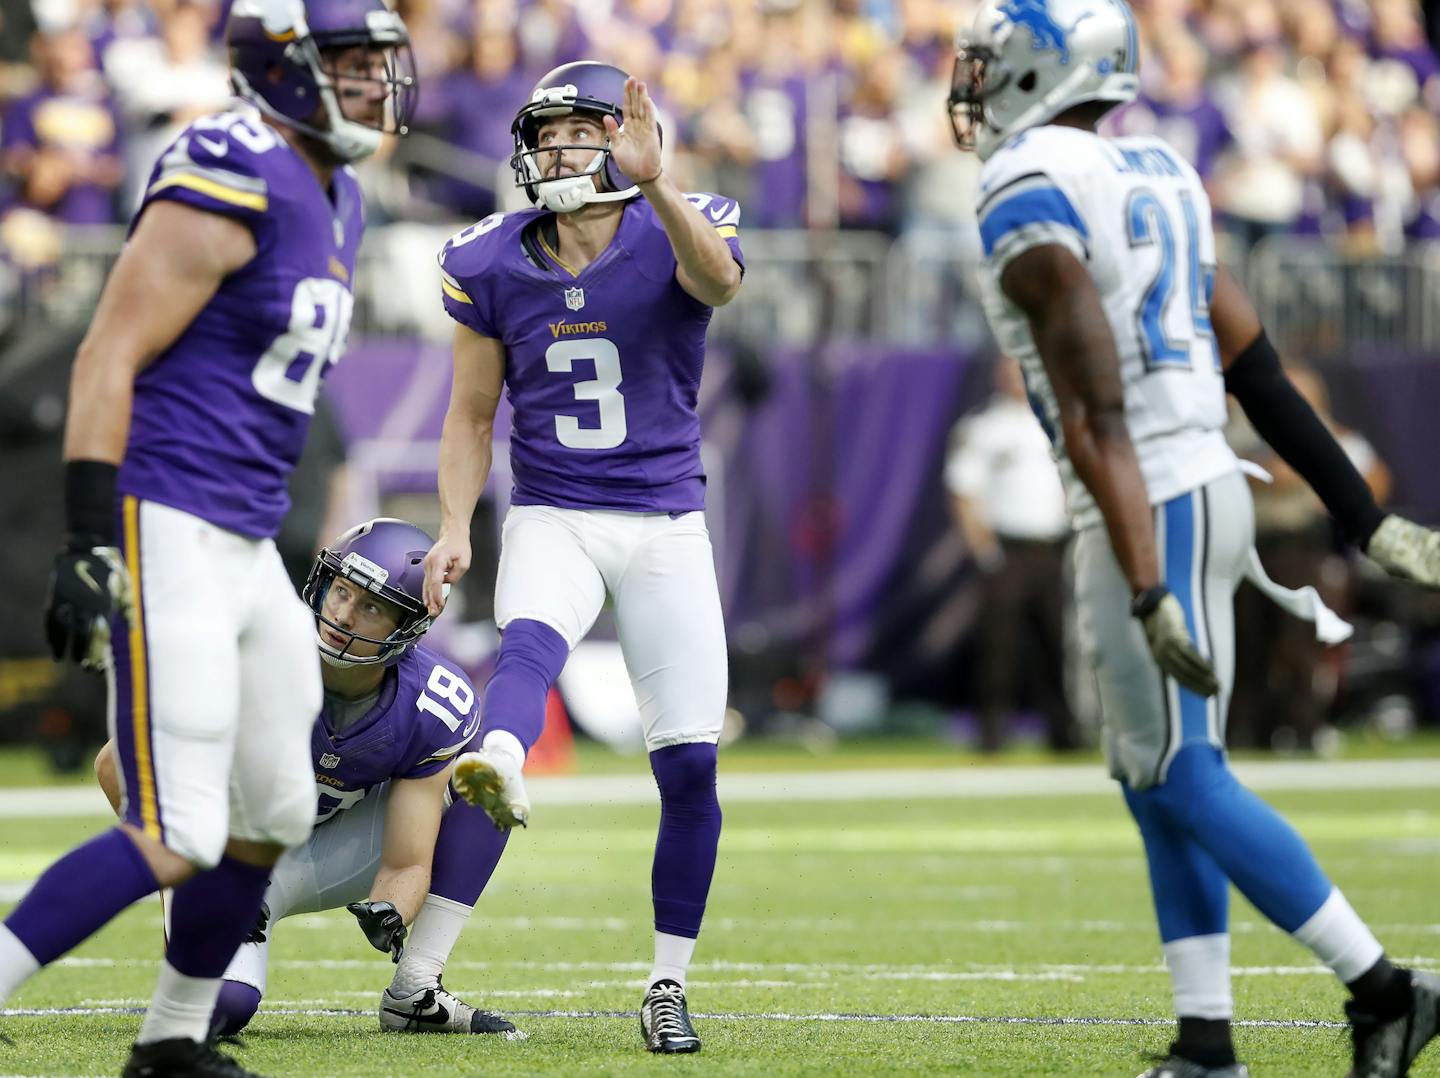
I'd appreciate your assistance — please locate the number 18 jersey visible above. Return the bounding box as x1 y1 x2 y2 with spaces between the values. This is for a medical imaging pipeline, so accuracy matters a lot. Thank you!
438 194 744 513
119 110 364 539
974 125 1237 530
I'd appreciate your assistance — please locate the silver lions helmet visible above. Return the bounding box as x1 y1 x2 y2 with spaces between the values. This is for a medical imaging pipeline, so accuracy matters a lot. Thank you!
949 0 1140 160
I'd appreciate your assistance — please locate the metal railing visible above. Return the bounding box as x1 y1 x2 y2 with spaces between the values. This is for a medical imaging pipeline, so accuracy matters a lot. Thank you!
8 225 1440 352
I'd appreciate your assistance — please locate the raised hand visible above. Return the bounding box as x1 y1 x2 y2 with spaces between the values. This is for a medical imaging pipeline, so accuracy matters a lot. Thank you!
602 76 663 187
420 532 467 616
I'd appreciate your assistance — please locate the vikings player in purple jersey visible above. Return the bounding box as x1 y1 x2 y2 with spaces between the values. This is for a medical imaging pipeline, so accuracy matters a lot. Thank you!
421 62 741 1054
94 520 518 1038
7 2 415 1075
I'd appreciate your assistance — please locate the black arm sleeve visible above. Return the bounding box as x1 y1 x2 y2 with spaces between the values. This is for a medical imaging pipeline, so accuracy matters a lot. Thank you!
1223 331 1386 548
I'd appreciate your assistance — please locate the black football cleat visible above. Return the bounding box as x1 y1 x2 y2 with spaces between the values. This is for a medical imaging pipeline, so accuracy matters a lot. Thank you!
1346 969 1440 1078
121 1037 269 1078
640 979 701 1054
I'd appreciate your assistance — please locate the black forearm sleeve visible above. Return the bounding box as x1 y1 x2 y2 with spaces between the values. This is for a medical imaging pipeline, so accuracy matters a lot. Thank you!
1223 331 1385 547
63 459 119 546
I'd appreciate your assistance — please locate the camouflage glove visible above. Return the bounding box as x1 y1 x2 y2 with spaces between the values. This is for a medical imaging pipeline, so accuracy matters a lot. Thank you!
347 900 407 962
1132 586 1219 698
1365 515 1440 588
44 541 134 672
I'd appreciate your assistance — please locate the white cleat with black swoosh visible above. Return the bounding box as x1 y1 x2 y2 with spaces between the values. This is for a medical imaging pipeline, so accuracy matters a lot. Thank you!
379 980 526 1038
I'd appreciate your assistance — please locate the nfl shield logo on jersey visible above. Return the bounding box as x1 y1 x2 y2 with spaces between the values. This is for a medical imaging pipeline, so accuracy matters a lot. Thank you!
564 286 585 311
319 752 341 769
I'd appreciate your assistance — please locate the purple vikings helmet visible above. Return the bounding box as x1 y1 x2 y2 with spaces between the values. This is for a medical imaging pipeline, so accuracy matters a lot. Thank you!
227 0 417 163
510 61 659 213
303 518 439 667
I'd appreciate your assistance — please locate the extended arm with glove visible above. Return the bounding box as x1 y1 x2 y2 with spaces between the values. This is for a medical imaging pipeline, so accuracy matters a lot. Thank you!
347 900 407 962
1213 270 1440 589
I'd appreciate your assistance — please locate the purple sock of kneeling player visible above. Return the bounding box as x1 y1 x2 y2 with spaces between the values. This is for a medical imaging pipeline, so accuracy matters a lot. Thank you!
3 829 160 978
649 743 722 939
480 619 569 751
431 798 510 906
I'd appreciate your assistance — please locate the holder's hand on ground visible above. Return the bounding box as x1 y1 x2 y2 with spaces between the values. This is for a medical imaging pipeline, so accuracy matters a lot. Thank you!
347 900 406 962
1366 515 1440 588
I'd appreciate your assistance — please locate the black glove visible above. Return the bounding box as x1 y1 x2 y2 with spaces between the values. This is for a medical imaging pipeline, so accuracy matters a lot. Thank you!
245 901 271 945
347 900 407 962
44 539 133 671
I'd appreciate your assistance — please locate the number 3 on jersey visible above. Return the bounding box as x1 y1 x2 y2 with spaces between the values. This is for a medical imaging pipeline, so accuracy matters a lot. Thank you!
547 337 627 450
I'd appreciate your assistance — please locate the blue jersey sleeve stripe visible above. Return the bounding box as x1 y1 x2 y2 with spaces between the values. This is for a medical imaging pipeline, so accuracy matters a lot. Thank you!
979 186 1089 257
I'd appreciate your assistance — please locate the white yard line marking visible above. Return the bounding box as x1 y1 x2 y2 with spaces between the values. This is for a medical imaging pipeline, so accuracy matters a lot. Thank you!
3 759 1437 819
0 1005 1349 1029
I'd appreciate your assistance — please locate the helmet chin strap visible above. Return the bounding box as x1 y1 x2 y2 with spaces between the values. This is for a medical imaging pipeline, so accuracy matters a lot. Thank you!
530 145 639 213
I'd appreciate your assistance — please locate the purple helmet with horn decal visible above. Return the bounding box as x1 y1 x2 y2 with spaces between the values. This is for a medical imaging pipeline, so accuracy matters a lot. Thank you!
227 0 417 163
510 60 661 213
302 518 438 667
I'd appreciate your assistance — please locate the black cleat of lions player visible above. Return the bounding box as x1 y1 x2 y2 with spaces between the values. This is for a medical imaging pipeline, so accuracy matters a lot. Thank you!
121 1037 270 1078
640 979 701 1054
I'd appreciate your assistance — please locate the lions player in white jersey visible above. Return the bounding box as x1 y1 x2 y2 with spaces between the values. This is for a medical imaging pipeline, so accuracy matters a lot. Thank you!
951 2 1440 1076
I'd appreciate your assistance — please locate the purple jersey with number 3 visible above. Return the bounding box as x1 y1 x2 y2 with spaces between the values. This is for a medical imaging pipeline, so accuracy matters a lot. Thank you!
438 194 744 512
118 109 365 539
312 644 480 825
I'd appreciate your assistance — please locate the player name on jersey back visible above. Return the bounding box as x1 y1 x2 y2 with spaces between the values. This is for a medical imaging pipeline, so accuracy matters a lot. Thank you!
119 110 364 539
438 195 745 514
975 126 1238 528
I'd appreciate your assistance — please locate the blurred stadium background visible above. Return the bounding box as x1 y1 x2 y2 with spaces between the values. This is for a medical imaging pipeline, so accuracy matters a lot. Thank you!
4 0 1440 771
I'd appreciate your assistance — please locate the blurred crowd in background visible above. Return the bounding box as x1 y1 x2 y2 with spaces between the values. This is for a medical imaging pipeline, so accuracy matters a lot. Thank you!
2 0 1439 266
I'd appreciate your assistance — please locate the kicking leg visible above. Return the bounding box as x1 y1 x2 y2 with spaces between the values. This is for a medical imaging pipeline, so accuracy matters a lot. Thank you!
454 507 602 828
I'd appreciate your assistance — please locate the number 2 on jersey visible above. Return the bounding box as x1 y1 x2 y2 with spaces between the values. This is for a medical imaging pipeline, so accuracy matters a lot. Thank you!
546 337 627 450
1125 189 1214 371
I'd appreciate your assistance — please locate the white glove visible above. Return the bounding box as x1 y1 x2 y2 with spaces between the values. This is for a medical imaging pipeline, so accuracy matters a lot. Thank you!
1365 515 1440 588
1134 587 1219 698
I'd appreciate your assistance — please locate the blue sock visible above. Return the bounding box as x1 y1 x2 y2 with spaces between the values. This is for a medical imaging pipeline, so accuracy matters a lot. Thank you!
429 798 509 906
5 828 160 966
481 619 570 752
649 743 722 938
1134 745 1332 931
1123 784 1229 942
166 856 271 978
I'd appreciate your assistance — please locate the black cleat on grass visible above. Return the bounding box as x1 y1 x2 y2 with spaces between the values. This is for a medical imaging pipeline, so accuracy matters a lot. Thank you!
640 979 701 1054
1346 970 1440 1078
121 1037 270 1078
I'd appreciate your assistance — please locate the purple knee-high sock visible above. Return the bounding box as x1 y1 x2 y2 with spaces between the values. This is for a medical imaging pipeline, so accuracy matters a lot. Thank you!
166 855 271 977
430 798 509 906
5 828 160 967
480 619 569 752
649 743 722 938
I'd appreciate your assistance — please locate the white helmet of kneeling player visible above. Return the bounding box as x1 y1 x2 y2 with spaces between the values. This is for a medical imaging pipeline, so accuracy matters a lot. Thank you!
949 0 1141 160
